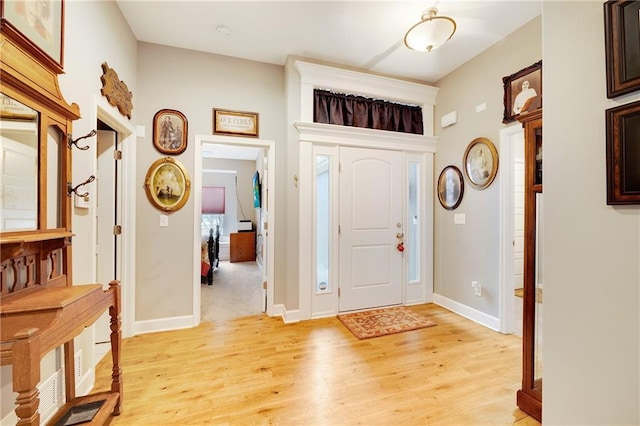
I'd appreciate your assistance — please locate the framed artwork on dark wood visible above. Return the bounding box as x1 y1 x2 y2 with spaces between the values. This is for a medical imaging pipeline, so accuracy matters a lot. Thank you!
502 61 542 124
604 0 640 98
605 99 640 205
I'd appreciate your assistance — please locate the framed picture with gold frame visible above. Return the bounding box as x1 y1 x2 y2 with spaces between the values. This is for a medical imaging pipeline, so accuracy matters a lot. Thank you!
463 137 499 190
1 0 64 72
144 157 191 212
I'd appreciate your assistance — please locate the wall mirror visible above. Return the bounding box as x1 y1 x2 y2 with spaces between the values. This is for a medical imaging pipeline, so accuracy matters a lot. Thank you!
0 93 39 231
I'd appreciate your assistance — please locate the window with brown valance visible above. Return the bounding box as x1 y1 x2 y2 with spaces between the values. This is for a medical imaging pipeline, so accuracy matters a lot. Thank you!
313 89 423 135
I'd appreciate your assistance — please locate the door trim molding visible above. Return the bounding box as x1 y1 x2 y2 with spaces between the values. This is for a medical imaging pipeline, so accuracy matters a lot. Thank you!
92 94 136 339
498 124 524 334
193 134 276 324
297 123 435 320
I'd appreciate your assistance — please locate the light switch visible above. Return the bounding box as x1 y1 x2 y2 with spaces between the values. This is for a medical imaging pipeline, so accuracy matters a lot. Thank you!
476 103 487 112
454 213 466 224
160 214 169 227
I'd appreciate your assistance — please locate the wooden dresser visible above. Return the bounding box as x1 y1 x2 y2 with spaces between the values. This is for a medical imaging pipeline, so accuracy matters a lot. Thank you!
230 232 256 262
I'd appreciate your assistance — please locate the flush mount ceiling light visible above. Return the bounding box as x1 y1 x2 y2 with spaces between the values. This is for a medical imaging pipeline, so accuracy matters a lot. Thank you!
404 7 457 52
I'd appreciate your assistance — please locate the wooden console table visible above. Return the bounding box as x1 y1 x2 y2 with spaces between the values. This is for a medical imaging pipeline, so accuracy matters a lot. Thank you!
0 282 122 425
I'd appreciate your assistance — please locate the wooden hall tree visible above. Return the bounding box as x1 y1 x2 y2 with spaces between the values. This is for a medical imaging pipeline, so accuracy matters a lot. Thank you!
0 10 122 426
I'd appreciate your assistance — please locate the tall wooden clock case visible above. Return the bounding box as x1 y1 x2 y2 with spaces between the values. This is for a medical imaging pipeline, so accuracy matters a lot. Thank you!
516 108 543 422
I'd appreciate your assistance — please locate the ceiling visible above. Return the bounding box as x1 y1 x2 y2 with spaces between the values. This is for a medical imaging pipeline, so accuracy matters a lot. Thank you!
116 1 541 160
115 0 542 84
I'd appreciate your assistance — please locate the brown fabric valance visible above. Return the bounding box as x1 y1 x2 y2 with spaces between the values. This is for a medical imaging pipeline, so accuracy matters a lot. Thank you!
313 89 423 135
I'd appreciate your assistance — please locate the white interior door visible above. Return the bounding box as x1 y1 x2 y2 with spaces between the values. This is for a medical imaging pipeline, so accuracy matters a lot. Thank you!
95 129 121 361
338 146 403 312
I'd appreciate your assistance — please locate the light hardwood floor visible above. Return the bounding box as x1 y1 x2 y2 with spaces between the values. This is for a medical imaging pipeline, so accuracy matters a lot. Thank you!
94 304 541 425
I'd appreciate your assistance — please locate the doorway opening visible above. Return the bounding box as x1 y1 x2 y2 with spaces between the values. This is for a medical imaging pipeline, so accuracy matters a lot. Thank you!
93 121 122 363
499 125 525 335
193 135 276 324
91 94 136 365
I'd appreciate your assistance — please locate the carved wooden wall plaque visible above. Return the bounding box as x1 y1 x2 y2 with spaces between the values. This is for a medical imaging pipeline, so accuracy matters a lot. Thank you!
100 62 133 119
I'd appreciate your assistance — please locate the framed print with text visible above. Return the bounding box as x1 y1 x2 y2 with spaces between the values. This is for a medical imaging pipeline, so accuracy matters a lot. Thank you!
213 109 259 137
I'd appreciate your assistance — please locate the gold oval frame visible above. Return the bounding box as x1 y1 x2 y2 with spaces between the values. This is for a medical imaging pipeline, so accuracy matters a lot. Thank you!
144 157 191 212
463 137 499 190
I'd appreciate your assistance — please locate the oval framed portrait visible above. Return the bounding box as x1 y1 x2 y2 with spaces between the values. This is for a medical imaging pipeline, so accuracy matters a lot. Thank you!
144 157 191 212
463 137 499 190
153 109 188 155
437 165 464 210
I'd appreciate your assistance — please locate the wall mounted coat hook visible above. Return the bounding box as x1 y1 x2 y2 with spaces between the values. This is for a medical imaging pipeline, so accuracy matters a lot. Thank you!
67 129 97 150
67 175 95 198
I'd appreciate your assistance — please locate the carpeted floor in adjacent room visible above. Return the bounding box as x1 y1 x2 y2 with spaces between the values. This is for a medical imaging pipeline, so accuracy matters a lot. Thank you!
200 260 263 322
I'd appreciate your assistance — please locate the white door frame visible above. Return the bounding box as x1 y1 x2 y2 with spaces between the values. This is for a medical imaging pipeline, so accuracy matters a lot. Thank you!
91 95 136 339
295 122 436 320
193 135 276 323
498 124 524 334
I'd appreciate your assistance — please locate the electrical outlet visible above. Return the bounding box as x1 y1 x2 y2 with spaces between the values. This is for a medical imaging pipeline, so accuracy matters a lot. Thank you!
471 281 482 296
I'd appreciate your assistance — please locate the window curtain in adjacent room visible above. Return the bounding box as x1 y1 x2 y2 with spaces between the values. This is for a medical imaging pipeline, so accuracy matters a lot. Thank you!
313 89 423 135
202 186 225 214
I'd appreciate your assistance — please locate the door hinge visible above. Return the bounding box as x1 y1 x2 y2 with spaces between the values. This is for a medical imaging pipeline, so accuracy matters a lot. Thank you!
263 281 267 290
339 162 341 173
338 225 341 235
113 225 122 235
338 288 341 297
114 150 122 160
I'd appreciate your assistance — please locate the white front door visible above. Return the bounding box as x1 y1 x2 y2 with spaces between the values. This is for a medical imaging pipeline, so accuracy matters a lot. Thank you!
338 146 403 312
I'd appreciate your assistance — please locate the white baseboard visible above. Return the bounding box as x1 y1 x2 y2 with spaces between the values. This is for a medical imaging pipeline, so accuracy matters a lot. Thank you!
311 310 336 319
433 293 500 331
133 315 195 335
273 304 300 323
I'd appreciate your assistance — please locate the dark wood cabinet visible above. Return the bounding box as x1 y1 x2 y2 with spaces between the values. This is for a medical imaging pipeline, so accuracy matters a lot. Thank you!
230 232 256 262
517 108 543 422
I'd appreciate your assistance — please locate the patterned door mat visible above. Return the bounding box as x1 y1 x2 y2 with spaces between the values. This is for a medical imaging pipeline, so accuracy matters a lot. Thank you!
337 306 436 339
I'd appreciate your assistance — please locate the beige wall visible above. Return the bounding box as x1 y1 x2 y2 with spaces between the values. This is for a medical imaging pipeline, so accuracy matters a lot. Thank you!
543 2 639 423
434 17 542 317
134 43 285 321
